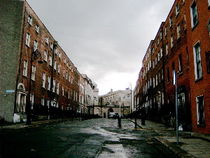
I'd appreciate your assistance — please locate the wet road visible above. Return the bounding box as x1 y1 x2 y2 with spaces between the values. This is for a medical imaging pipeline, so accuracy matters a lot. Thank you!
0 119 176 158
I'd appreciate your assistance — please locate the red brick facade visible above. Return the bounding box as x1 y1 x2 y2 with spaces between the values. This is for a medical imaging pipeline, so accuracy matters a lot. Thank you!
134 0 210 133
16 2 80 120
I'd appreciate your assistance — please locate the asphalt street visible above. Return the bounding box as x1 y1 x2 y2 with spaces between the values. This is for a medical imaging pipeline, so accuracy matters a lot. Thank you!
0 119 177 158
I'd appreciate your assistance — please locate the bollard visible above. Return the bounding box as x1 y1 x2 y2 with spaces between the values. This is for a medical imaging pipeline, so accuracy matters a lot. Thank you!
118 116 121 128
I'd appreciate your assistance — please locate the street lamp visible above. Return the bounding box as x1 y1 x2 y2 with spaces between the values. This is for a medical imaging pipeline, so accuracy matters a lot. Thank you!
26 48 43 125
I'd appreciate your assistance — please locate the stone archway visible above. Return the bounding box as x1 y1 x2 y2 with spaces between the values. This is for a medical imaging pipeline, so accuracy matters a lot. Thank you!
16 83 27 113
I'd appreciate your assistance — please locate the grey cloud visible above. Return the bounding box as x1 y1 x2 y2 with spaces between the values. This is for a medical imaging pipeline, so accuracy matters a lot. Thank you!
28 0 174 94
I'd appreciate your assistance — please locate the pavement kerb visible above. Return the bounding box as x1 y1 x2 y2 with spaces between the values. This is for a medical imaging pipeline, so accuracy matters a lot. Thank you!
154 137 196 158
0 118 78 129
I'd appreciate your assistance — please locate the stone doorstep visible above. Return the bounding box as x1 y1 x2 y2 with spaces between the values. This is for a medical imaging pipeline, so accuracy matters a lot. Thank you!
154 137 197 158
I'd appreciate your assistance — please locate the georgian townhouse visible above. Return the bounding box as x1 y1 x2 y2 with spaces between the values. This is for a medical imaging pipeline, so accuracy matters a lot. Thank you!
0 0 85 122
134 0 210 133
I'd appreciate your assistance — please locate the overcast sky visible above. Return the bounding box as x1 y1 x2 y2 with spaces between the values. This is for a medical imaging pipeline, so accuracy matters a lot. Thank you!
27 0 174 95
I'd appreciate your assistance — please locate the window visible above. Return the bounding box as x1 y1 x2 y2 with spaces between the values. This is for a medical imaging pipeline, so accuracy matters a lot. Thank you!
49 56 52 66
166 44 169 55
31 66 36 81
57 82 60 95
196 96 205 125
33 40 38 51
191 2 198 28
208 0 210 7
47 76 51 90
30 94 34 109
177 24 181 39
27 15 33 25
160 48 163 58
23 60 28 77
62 87 64 96
172 62 175 83
50 43 53 50
58 64 61 74
160 32 162 40
41 98 45 106
171 36 174 48
53 80 56 92
47 100 50 108
54 61 57 70
42 73 46 88
35 25 40 33
43 51 48 62
169 17 172 27
176 4 180 16
164 27 167 36
178 54 183 72
193 43 202 80
206 52 210 73
25 33 30 47
45 37 49 45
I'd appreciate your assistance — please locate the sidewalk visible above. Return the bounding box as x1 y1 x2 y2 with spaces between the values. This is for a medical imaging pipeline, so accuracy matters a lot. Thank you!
136 119 210 158
0 118 76 129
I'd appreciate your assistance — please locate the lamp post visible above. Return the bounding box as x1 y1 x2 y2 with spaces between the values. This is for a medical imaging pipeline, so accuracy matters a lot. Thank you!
26 48 42 125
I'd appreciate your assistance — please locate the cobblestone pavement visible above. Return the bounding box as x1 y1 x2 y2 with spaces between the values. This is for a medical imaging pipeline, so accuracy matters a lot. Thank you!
135 119 210 158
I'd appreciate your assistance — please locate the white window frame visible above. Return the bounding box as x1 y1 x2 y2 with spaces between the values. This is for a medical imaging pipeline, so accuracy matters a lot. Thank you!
177 24 181 39
25 33 30 47
166 44 168 55
196 95 205 125
190 2 199 28
171 36 174 48
41 98 45 106
58 64 61 74
33 40 38 51
49 56 52 66
23 60 28 77
27 15 33 25
47 76 51 90
175 4 180 16
42 73 46 88
54 61 57 70
43 51 48 62
169 17 172 27
45 37 49 45
53 80 56 93
57 82 60 95
31 65 36 81
30 94 34 109
35 25 40 33
193 42 203 80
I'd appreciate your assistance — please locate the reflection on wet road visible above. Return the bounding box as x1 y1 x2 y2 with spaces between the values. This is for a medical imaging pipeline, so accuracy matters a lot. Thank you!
0 119 176 158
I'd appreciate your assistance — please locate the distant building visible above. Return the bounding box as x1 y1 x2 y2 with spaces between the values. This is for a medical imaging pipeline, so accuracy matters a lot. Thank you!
97 88 132 118
81 74 99 115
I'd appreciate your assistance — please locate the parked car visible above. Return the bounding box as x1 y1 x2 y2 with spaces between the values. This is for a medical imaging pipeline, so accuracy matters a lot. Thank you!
108 112 119 119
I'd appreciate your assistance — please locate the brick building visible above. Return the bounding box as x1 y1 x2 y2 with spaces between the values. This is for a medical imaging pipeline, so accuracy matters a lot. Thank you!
134 0 210 133
0 0 97 123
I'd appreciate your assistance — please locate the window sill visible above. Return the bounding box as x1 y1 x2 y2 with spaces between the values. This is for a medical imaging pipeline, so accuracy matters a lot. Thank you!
195 77 203 83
